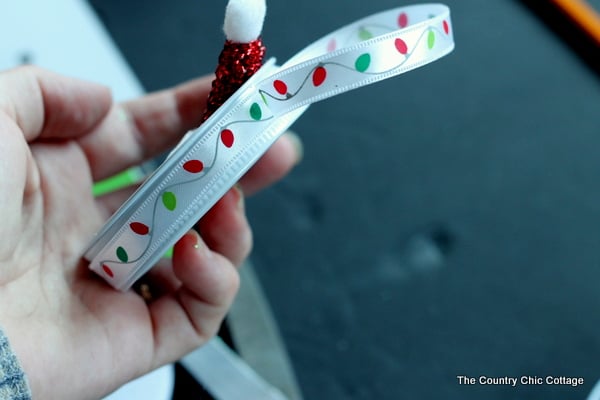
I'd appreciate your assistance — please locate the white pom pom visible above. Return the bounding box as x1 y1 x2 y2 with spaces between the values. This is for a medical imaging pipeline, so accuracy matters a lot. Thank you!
223 0 266 43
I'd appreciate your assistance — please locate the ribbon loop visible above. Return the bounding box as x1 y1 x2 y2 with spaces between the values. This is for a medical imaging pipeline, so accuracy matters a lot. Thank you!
85 4 454 290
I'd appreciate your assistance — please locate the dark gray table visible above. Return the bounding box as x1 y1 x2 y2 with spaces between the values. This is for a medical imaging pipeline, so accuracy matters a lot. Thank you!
90 0 600 398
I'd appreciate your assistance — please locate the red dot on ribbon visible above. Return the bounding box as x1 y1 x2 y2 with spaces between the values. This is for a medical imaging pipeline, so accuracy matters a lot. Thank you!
221 129 234 148
130 222 150 235
327 38 337 52
443 20 450 35
102 264 114 278
273 80 288 95
183 159 204 173
312 66 327 87
398 12 408 28
395 38 408 55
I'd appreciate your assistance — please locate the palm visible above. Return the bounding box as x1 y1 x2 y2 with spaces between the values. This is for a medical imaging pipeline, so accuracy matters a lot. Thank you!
1 81 170 399
37 138 154 395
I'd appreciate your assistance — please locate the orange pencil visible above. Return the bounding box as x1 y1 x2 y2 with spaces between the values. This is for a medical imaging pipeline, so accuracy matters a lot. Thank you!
551 0 600 45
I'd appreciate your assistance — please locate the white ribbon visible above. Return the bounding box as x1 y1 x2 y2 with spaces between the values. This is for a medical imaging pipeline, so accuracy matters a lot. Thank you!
85 3 455 290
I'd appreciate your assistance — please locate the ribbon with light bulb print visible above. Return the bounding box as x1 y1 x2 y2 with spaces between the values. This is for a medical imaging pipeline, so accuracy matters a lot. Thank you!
86 3 455 290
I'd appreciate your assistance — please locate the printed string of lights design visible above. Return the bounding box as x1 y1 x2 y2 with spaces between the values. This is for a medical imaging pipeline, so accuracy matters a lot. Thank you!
86 3 455 290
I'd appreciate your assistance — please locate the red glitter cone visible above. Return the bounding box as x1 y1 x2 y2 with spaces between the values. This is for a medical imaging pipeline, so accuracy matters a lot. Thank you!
202 38 266 121
202 0 267 121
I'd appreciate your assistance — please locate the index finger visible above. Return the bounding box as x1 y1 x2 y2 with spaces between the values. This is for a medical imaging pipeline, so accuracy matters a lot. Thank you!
79 75 213 181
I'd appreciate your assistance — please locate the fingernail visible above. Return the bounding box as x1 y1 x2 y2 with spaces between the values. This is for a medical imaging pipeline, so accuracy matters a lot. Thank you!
284 130 303 164
232 183 245 211
185 229 201 249
182 229 214 260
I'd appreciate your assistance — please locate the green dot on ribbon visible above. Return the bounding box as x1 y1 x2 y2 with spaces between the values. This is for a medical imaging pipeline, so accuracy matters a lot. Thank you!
250 103 262 120
427 30 435 49
116 246 129 263
358 27 373 41
355 53 371 72
260 92 268 105
162 191 177 211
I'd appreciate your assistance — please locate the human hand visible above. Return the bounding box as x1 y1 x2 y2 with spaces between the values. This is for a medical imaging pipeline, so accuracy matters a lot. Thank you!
0 66 300 399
